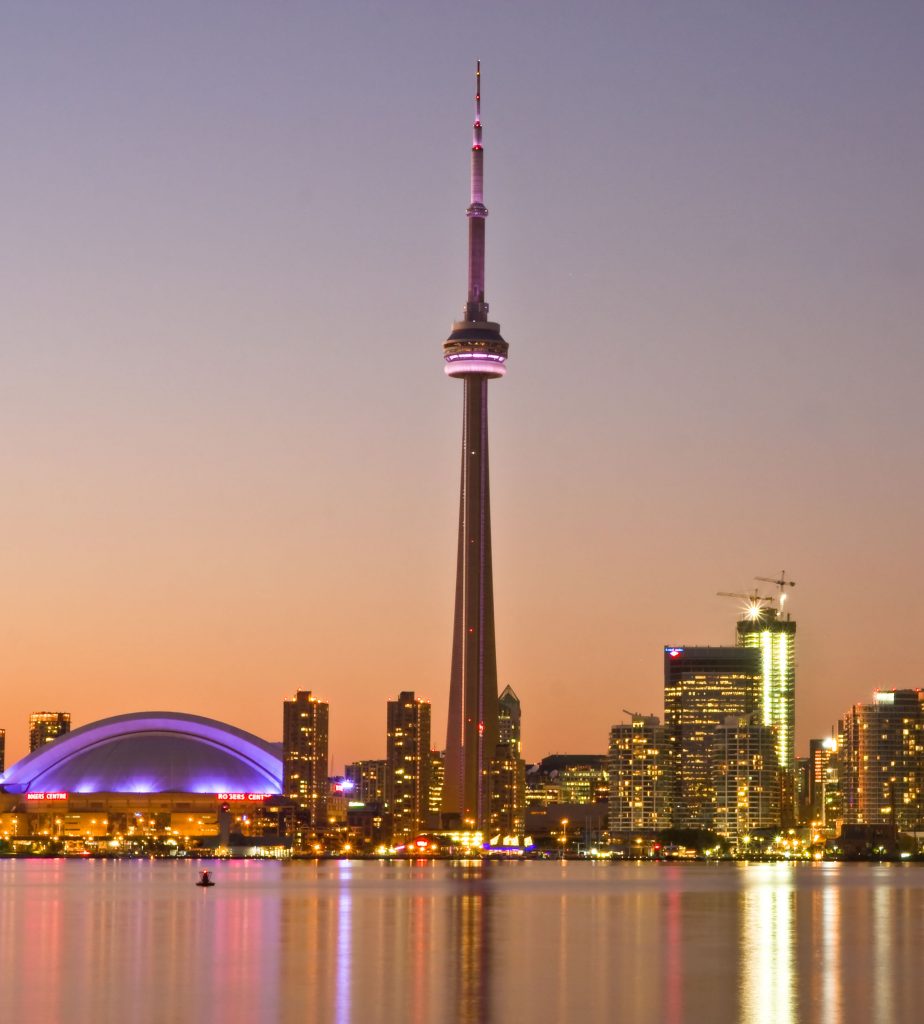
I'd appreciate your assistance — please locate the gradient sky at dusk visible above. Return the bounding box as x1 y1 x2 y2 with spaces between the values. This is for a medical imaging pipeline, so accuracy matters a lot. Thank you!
2 2 922 768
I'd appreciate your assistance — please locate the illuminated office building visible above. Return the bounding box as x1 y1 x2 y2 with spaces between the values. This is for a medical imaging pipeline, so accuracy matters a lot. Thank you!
29 712 71 752
558 764 608 804
345 759 387 805
282 691 329 827
608 714 671 834
736 608 796 774
664 646 762 828
712 714 780 842
386 692 431 840
837 689 924 832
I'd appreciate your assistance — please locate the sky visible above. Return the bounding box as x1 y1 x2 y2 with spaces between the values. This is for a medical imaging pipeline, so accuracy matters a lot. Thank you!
2 1 922 769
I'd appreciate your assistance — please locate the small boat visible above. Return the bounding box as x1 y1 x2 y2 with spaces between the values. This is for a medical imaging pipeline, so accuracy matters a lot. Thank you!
196 870 215 888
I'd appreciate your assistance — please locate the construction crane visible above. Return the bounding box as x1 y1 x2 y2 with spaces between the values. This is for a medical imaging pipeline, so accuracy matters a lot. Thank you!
716 589 773 621
755 571 796 613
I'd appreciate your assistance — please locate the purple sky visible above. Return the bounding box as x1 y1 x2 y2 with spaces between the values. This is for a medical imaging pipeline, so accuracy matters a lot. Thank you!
2 1 923 768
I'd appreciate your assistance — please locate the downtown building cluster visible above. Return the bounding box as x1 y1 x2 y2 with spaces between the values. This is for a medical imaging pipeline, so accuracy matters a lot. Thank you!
278 686 526 854
604 600 924 857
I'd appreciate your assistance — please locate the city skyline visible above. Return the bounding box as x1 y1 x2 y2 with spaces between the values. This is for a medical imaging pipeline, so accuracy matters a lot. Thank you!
2 4 923 769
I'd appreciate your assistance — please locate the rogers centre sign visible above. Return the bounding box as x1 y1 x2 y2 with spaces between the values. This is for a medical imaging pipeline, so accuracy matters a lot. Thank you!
216 792 271 802
25 792 68 801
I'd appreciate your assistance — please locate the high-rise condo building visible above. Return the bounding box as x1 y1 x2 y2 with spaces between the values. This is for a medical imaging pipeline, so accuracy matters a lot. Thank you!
29 712 71 752
282 691 329 827
442 64 510 831
344 759 387 805
490 684 526 836
838 689 924 832
497 685 522 757
608 714 671 834
712 714 780 842
664 646 762 829
736 607 796 774
386 692 431 841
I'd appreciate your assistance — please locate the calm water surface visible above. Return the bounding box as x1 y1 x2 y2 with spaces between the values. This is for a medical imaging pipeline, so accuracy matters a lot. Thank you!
2 859 922 1023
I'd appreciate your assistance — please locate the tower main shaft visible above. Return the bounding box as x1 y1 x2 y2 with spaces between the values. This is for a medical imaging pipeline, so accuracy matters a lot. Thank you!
442 63 509 830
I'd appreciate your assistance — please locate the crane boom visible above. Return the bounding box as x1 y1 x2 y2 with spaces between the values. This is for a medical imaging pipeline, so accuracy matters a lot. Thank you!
755 571 796 612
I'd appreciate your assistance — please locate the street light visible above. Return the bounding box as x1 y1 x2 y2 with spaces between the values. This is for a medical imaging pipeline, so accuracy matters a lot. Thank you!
559 818 569 860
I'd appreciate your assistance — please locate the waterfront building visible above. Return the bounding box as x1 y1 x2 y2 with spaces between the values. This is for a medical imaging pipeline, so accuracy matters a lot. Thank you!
664 646 762 828
386 692 431 840
442 64 510 831
490 747 526 837
345 759 387 805
736 607 796 774
608 714 671 834
489 684 526 835
838 689 924 832
806 737 841 827
282 691 329 827
29 712 71 752
712 714 780 842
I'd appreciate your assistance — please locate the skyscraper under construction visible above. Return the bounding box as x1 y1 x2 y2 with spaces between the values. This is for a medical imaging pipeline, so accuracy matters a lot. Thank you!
736 607 796 774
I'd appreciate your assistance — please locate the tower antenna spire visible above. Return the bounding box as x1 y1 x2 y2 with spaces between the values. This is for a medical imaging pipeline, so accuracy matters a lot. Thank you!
466 60 487 320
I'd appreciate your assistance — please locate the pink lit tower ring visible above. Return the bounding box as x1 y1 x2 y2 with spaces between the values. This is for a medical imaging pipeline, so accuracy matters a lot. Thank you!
441 62 509 830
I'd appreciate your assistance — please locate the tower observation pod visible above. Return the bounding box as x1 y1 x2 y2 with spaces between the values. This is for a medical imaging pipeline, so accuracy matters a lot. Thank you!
441 62 508 831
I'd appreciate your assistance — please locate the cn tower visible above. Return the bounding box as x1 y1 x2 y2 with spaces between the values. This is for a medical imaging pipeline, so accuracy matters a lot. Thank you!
441 62 509 830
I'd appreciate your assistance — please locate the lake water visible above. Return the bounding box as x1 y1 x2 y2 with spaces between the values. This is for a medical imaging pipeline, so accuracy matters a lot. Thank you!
2 859 922 1023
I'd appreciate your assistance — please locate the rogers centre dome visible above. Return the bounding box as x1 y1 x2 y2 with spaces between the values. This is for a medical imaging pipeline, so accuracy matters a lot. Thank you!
0 712 283 795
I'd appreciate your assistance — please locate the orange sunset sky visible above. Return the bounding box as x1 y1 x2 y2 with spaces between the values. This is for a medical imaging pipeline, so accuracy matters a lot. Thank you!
2 3 922 769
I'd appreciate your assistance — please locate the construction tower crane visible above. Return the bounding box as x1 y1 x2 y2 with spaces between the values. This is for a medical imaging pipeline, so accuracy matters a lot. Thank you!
716 589 774 621
755 571 796 613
